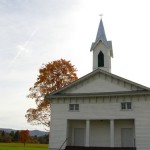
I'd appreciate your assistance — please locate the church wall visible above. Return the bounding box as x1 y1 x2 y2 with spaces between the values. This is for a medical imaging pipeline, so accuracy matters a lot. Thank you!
50 95 150 149
134 100 150 150
49 103 67 150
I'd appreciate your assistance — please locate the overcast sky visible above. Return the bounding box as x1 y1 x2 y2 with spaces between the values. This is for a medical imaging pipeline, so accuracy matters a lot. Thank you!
1 0 150 131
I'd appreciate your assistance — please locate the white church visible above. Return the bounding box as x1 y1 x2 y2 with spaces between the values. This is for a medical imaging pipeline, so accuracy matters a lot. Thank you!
46 19 150 150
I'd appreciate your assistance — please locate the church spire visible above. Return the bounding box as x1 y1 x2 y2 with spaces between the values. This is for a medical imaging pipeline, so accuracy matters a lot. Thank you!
90 18 113 73
95 19 107 42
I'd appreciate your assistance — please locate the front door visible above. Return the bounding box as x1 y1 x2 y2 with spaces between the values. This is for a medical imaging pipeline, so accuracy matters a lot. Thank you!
74 128 85 146
121 128 134 147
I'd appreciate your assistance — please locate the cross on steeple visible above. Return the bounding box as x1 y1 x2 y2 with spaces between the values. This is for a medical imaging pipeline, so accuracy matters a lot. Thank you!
99 14 103 19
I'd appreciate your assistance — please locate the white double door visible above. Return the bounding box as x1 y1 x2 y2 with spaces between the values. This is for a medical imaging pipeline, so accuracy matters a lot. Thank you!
121 128 134 147
74 128 85 146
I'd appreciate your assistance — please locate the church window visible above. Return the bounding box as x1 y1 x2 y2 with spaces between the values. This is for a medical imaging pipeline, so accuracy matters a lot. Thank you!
98 51 104 67
121 102 132 110
69 104 79 111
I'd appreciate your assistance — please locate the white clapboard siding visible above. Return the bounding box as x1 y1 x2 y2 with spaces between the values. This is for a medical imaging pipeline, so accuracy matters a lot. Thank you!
50 96 150 150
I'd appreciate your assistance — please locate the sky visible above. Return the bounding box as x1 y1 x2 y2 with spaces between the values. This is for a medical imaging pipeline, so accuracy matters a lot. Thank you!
1 0 150 131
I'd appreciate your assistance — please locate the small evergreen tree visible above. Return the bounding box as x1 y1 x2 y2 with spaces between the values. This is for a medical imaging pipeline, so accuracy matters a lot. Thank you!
14 130 20 142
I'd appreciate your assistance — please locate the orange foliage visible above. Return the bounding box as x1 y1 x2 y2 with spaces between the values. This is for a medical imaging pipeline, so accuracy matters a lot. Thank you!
26 59 78 129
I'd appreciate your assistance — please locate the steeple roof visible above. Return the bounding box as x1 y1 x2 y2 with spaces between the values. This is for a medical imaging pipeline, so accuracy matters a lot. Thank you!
95 19 107 42
90 18 113 57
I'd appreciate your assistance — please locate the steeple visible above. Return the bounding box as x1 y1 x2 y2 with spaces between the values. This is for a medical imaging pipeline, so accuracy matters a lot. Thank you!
95 19 107 43
90 18 113 73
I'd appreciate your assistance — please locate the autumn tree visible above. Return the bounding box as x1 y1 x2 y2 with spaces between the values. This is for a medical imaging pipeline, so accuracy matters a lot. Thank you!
19 130 30 147
26 59 78 129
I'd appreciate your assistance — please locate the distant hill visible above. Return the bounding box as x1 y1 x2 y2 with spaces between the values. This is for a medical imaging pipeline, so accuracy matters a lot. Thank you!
30 130 48 137
0 128 13 133
0 128 48 137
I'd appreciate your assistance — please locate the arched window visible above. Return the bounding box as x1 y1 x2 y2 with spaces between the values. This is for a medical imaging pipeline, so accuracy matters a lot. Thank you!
98 51 104 67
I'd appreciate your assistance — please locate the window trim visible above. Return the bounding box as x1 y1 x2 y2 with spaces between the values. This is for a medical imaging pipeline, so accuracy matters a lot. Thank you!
69 104 79 111
121 102 132 111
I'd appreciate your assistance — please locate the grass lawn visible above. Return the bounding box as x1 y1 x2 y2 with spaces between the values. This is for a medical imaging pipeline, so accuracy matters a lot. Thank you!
0 143 48 150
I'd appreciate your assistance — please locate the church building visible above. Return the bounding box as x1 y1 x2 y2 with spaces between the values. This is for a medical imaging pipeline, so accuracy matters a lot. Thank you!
46 19 150 150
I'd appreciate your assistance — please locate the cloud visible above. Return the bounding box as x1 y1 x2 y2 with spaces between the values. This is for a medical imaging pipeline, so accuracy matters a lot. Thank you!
9 27 39 66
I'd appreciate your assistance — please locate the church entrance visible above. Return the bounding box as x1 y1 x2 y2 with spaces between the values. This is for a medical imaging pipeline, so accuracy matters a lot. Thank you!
67 119 135 148
74 128 85 146
121 128 134 147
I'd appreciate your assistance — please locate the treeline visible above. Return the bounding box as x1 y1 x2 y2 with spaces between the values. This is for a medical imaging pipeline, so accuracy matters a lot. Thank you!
0 130 49 144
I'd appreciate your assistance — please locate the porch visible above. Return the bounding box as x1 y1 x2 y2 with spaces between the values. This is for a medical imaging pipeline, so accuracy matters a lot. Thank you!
65 146 136 150
67 119 135 148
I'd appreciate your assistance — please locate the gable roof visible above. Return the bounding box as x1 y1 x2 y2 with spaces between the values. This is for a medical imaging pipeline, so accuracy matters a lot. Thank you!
47 68 150 98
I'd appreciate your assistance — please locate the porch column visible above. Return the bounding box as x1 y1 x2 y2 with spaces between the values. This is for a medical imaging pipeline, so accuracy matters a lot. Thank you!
110 119 114 147
85 120 90 147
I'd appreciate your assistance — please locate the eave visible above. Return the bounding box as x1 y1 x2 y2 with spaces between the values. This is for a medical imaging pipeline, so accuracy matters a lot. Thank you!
46 90 150 99
90 39 113 57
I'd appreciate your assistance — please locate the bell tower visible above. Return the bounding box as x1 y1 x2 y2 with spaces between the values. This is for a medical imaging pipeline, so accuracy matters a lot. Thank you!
90 19 113 72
